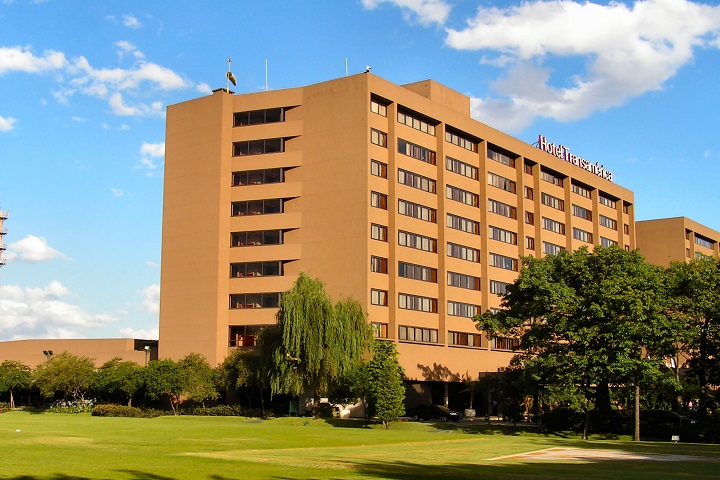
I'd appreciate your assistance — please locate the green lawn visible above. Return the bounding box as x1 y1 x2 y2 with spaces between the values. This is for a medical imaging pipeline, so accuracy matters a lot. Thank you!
1 411 719 479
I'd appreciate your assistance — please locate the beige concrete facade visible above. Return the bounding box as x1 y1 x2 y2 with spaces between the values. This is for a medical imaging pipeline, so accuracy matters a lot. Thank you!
159 73 635 381
0 338 158 368
637 217 720 267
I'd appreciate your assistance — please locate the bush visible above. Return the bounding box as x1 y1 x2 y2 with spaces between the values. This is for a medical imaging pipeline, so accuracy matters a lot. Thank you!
92 404 164 418
179 405 270 418
48 400 95 414
0 402 10 414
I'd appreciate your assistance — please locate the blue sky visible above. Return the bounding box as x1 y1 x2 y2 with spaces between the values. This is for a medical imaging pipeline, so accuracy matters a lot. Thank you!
1 0 719 341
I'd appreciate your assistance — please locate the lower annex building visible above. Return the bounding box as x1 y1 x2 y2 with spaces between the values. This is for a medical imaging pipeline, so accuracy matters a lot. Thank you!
159 72 635 394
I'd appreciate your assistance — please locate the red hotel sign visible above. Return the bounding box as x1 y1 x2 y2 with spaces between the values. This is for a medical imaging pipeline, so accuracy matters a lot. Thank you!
537 135 613 182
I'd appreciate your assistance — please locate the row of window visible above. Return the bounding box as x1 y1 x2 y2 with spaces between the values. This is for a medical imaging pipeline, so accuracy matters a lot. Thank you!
230 261 283 278
233 107 284 127
231 199 283 216
232 168 284 186
398 109 436 136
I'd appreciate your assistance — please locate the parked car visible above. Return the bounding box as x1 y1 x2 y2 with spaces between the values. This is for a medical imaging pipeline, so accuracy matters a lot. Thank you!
407 404 463 422
640 409 698 439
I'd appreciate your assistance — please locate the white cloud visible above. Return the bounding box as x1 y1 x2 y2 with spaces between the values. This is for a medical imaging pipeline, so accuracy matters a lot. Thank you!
122 14 142 29
0 45 68 74
4 235 67 263
111 188 125 197
0 44 191 118
0 282 117 340
362 0 450 26
442 0 720 131
145 261 159 268
195 82 212 94
141 141 165 158
0 115 16 131
118 326 158 340
139 284 160 315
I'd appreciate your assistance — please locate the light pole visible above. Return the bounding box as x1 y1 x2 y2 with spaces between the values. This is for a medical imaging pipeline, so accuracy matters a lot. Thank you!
144 345 151 366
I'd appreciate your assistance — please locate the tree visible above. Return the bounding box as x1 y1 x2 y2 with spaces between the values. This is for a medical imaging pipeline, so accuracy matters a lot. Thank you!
34 351 95 403
218 349 264 409
144 359 184 414
665 257 720 417
178 353 219 407
367 341 405 429
475 246 676 440
0 360 33 408
94 357 145 406
262 273 372 400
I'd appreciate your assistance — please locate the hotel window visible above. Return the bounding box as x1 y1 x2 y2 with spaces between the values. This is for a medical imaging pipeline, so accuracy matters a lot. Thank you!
398 261 438 283
489 226 517 245
493 336 520 351
370 191 388 210
541 169 564 187
371 159 388 178
229 325 263 347
232 138 283 156
572 204 592 221
599 214 617 230
489 253 518 271
524 186 534 200
448 272 481 290
370 96 388 116
372 322 389 338
600 237 618 247
398 108 436 135
623 203 630 214
231 230 282 247
447 213 480 235
398 293 438 313
541 193 564 211
542 217 566 235
543 241 564 255
370 256 388 274
233 107 284 127
231 198 283 216
624 224 630 235
447 185 479 207
230 261 282 278
488 199 517 219
397 138 436 165
448 301 480 318
229 293 281 309
398 168 436 193
524 162 534 175
445 127 478 152
525 211 535 225
695 235 714 249
599 194 617 208
371 128 388 147
487 147 516 167
573 228 593 244
398 230 437 253
488 172 517 193
449 331 483 348
399 325 438 343
526 236 535 250
571 182 592 198
490 280 510 295
446 156 479 179
686 248 691 258
232 168 284 186
447 242 481 263
371 289 389 306
686 230 691 240
371 223 388 242
398 199 437 223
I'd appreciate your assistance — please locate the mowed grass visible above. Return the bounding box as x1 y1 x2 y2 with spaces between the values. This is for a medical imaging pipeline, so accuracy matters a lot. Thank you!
1 411 719 479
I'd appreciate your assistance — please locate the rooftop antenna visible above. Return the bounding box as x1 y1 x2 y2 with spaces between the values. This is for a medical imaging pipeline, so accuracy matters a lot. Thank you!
226 58 237 91
265 59 268 91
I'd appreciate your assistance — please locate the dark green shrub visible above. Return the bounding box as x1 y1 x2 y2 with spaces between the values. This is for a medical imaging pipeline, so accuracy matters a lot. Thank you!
0 402 10 414
91 404 164 418
179 405 271 418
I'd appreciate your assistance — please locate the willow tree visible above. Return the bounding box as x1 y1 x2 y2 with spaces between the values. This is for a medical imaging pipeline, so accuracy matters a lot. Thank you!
262 273 372 400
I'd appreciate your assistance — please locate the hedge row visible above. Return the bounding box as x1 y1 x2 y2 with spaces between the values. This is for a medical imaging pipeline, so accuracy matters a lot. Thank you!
91 404 164 418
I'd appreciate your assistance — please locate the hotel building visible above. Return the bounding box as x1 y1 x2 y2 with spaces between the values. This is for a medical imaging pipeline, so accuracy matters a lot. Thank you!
637 217 720 267
159 73 635 389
